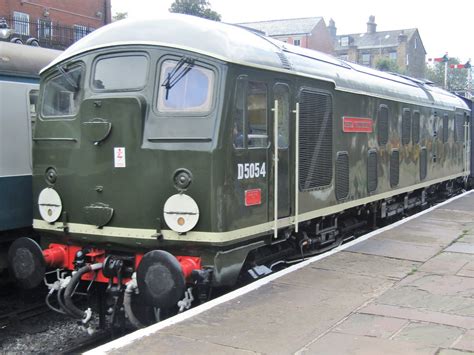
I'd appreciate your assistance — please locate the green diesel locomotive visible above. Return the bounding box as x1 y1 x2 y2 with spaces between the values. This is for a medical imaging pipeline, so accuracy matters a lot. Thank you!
8 14 470 326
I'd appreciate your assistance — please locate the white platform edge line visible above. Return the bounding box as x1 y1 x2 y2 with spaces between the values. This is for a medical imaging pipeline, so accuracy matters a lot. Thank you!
86 189 473 355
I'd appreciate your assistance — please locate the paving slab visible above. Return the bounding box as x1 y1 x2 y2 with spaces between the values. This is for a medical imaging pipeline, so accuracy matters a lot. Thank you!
359 303 474 330
392 321 465 348
298 332 436 355
332 313 408 339
313 251 420 280
452 329 474 352
418 252 474 276
346 238 441 262
445 243 474 255
457 261 474 278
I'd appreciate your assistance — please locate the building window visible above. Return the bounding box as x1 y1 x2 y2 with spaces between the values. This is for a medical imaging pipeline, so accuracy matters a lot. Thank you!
406 54 409 66
13 11 29 35
339 54 348 61
340 36 349 47
362 53 371 66
74 25 90 41
414 38 418 49
389 51 397 61
38 19 52 39
293 39 301 46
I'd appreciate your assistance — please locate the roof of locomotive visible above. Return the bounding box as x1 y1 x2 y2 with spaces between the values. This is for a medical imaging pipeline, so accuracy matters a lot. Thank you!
42 14 468 111
0 42 61 79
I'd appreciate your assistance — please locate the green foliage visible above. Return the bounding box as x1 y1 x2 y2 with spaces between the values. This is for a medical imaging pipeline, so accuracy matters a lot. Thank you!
112 12 128 22
425 57 469 91
169 0 221 21
375 57 404 74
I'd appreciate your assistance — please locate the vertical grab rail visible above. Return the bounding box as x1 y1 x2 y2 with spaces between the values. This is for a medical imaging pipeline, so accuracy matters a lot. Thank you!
293 103 299 233
273 100 279 239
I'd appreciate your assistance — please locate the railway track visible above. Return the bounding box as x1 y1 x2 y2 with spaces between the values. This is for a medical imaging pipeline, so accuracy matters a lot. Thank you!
0 302 50 329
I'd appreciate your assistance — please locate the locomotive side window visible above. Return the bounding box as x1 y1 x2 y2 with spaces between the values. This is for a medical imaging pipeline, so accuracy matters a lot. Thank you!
274 84 290 149
401 108 411 145
93 55 148 91
232 78 268 149
42 65 84 118
442 114 449 143
157 59 214 113
377 104 389 145
247 82 268 148
412 111 420 144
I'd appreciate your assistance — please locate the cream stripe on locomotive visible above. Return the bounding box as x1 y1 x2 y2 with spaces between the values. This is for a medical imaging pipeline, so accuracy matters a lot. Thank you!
34 172 467 244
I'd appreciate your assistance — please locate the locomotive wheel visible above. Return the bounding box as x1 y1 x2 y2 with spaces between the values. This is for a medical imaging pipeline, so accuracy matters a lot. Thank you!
136 250 185 309
8 237 46 289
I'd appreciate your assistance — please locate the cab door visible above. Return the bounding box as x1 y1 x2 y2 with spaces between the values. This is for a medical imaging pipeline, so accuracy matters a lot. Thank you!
230 75 270 230
272 83 291 219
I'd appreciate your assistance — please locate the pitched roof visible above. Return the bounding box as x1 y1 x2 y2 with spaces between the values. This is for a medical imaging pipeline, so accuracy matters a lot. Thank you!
335 28 418 51
238 17 323 37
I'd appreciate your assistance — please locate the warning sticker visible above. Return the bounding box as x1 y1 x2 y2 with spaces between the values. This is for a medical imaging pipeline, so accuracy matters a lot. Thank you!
114 147 126 168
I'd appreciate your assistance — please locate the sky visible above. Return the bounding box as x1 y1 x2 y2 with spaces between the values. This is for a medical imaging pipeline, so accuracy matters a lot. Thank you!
111 0 473 63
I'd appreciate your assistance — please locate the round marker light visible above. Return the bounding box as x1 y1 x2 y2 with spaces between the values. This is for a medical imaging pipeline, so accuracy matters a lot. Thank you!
173 169 192 191
45 167 57 185
177 217 185 226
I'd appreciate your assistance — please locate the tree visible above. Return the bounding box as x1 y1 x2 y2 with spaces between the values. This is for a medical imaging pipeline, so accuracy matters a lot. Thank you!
425 57 469 91
375 57 404 75
169 0 221 21
112 12 128 22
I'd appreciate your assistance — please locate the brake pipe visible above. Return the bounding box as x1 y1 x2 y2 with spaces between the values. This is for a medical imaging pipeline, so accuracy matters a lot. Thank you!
64 263 103 322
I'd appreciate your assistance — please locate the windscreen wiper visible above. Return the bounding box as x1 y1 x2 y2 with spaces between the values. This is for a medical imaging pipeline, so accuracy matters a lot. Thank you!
58 65 79 91
161 56 195 100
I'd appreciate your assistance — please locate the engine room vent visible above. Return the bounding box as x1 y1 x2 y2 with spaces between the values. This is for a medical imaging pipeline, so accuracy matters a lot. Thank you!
335 152 349 200
377 105 389 145
276 51 293 70
390 150 399 187
442 114 449 143
367 150 378 193
420 147 427 180
455 113 464 142
402 108 411 145
299 90 333 191
412 111 420 144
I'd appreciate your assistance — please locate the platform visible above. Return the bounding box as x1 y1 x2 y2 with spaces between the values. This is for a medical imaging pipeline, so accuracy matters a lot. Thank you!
90 191 474 355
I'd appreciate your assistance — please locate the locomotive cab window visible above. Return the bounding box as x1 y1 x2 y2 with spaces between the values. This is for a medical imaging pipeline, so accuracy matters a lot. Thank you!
233 77 268 149
41 64 84 118
157 59 214 113
93 54 148 91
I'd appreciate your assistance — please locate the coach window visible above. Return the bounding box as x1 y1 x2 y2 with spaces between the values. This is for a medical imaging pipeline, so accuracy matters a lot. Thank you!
157 59 214 113
42 64 84 118
93 54 148 91
29 90 39 133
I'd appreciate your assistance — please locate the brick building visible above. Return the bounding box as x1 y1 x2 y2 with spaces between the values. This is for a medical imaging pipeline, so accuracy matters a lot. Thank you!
238 17 334 55
330 16 426 79
0 0 111 49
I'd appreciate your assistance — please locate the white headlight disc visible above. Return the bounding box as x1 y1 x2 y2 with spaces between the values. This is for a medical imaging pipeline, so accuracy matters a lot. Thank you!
38 188 62 223
163 194 199 233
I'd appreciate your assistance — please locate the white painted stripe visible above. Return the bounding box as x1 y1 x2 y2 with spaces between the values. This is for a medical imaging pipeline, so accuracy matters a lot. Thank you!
87 189 473 355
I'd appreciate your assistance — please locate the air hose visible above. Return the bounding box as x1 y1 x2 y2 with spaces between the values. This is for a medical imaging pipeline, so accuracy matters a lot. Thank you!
64 263 103 322
123 274 145 329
